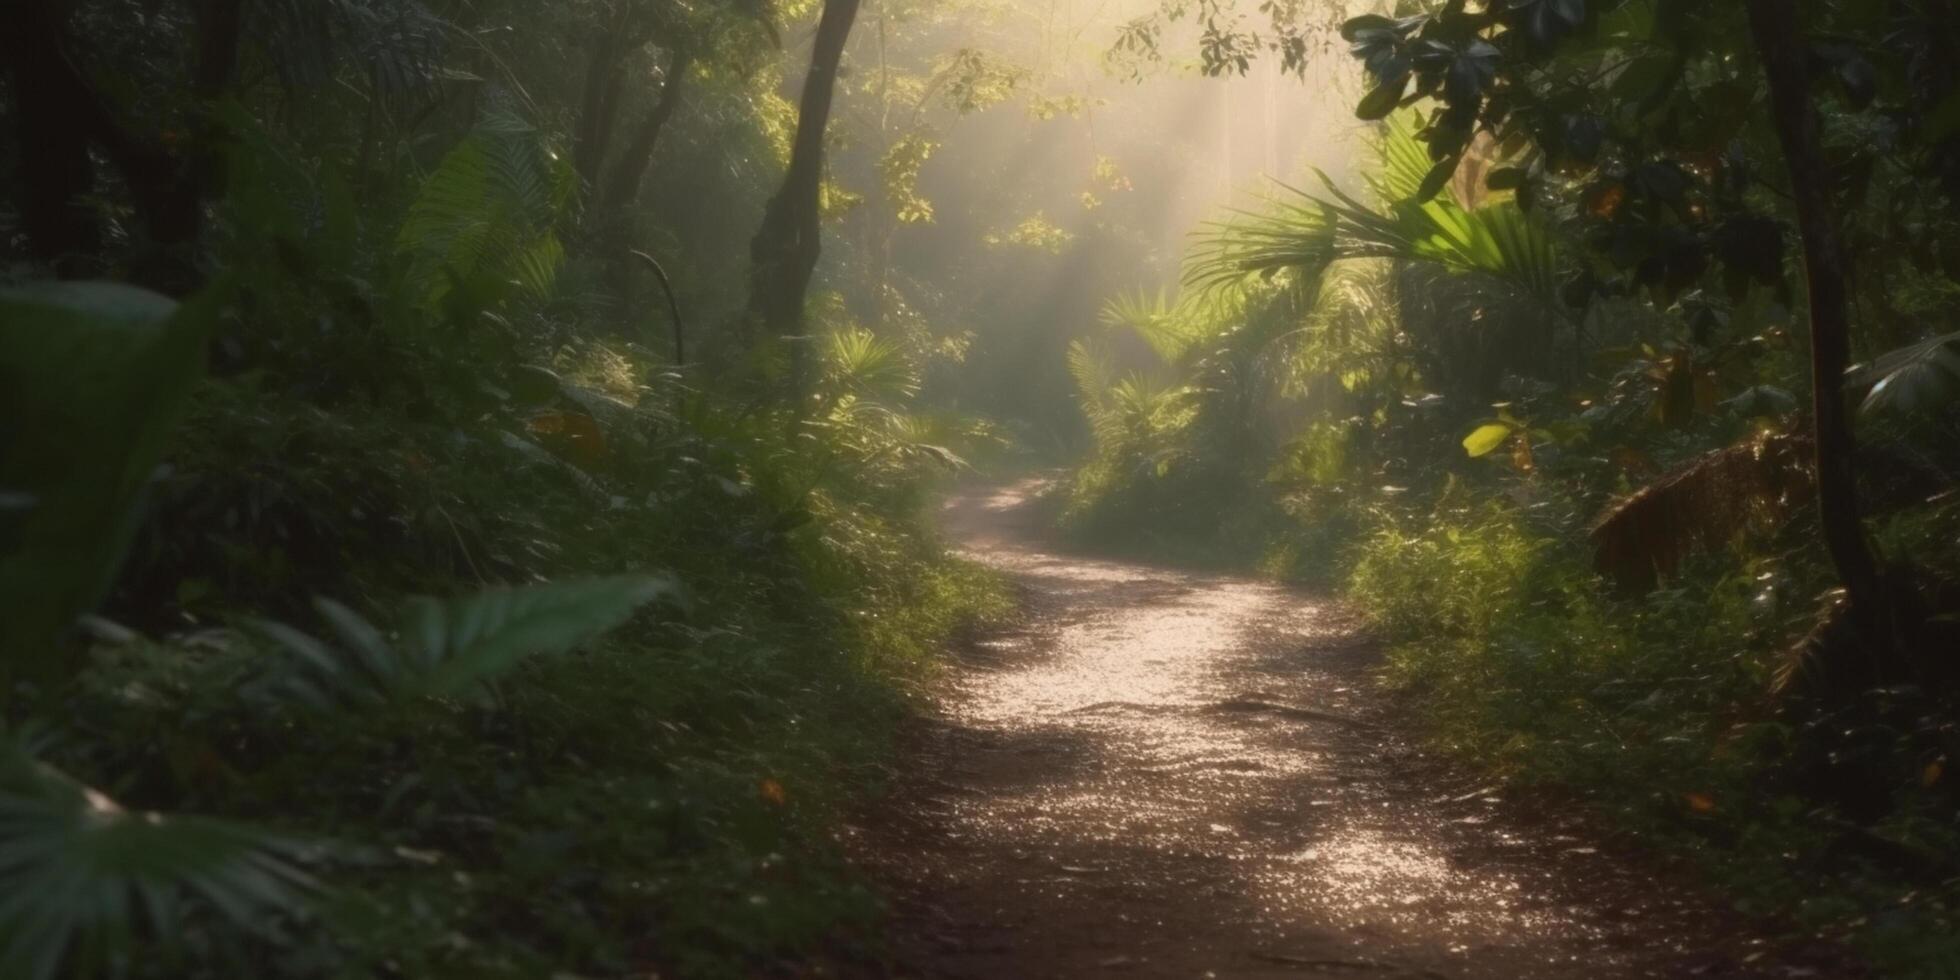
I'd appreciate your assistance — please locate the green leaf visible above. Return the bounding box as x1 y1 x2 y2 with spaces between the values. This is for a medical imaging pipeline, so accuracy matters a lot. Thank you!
1417 154 1461 203
0 751 319 980
0 281 225 677
1462 422 1513 457
412 575 684 694
1356 76 1407 121
1340 14 1398 41
254 576 683 710
395 108 572 321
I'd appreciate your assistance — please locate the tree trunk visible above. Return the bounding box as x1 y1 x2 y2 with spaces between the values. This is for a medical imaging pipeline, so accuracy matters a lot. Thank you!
1745 0 1895 656
748 0 863 406
1 0 101 275
572 4 633 193
0 0 240 291
597 48 691 216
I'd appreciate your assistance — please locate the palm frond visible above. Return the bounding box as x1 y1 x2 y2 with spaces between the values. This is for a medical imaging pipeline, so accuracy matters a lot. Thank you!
1590 431 1813 591
1185 110 1563 316
823 328 920 402
1289 260 1403 394
1852 330 1960 419
0 750 320 980
1098 288 1224 364
1367 108 1435 206
1066 337 1118 410
251 576 682 709
1095 374 1196 449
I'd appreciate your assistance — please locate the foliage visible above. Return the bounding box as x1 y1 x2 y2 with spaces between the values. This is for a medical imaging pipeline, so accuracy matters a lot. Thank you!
1060 4 1960 968
250 577 685 710
395 103 576 326
0 747 320 980
1187 112 1562 310
0 282 224 681
0 2 1012 973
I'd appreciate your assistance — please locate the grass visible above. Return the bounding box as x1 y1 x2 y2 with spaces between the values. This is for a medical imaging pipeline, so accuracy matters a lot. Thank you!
1342 496 1960 977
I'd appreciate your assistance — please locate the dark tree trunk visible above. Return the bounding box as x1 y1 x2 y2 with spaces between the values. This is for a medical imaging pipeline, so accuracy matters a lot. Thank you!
598 48 691 216
748 0 863 405
596 49 690 325
1746 0 1896 658
0 0 241 290
572 6 632 193
1 1 102 275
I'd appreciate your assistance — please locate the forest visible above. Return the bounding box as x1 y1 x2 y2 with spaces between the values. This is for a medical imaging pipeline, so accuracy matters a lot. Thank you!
2 0 1959 977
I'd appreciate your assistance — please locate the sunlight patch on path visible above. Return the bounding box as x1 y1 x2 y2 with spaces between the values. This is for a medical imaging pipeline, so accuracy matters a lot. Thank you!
924 480 1663 978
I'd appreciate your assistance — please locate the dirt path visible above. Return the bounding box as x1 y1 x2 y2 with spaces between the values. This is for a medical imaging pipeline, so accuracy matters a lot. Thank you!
842 480 1853 979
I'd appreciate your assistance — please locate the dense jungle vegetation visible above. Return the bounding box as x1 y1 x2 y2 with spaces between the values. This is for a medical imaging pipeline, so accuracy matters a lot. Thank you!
1064 0 1960 974
3 0 1960 976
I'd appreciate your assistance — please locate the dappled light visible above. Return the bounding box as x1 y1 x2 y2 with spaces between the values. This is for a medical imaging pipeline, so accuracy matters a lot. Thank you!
850 481 1811 977
4 0 1958 976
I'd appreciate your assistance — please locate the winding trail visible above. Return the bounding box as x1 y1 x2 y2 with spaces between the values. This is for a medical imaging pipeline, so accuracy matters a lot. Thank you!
844 480 1851 979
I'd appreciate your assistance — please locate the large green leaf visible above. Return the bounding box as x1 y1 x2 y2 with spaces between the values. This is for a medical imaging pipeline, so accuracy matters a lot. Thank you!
253 575 685 708
0 282 224 679
0 750 317 980
409 576 683 694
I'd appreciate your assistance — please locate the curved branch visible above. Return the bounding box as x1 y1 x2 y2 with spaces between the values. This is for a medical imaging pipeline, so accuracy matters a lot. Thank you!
631 249 685 365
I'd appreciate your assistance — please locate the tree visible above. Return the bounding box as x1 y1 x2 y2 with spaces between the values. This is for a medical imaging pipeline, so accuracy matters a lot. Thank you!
1181 0 1960 671
748 0 865 405
1743 0 1895 658
849 33 1027 329
0 0 245 291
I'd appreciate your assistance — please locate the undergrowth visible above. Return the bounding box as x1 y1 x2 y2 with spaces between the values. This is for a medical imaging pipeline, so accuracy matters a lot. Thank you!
37 344 1012 976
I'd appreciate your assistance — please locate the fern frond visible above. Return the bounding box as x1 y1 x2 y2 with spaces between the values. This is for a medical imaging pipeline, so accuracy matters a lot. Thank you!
396 110 572 317
1590 431 1813 591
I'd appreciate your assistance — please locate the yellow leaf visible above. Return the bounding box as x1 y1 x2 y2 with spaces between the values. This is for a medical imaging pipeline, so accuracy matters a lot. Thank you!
1462 423 1512 458
1684 791 1716 813
758 779 788 806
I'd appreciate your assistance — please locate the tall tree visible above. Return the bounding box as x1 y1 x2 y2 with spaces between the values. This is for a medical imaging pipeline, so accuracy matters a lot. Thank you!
598 47 694 217
1744 0 1896 658
0 0 244 290
748 0 864 405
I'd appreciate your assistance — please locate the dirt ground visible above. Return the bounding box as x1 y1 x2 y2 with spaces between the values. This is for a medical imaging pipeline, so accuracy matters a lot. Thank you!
836 480 1862 979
